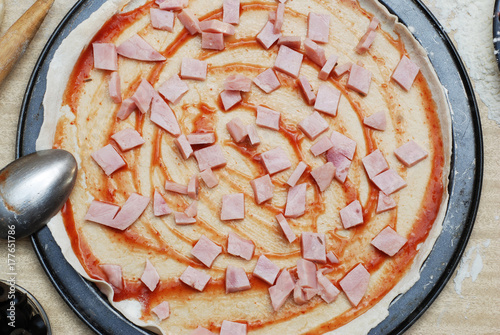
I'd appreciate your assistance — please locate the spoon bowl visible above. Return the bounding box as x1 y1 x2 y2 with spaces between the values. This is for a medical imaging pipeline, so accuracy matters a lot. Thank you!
0 149 77 239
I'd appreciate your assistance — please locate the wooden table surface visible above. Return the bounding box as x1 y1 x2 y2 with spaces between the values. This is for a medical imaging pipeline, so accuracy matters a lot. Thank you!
0 1 498 334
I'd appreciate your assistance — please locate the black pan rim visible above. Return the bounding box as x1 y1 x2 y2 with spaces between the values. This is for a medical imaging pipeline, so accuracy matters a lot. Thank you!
16 0 482 334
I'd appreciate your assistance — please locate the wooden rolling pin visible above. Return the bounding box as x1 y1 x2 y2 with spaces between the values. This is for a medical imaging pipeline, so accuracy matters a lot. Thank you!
0 0 55 85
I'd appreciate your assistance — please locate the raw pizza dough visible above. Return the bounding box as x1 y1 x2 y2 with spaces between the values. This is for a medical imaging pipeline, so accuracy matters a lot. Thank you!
37 0 451 334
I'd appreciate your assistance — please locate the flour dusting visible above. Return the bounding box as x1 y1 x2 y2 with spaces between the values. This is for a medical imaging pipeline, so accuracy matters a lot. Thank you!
453 240 490 296
427 0 500 124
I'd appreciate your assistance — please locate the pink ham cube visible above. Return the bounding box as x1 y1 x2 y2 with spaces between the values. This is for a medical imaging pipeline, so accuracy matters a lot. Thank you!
221 193 245 220
310 135 333 156
225 265 251 293
310 162 335 191
116 98 136 120
224 74 252 92
314 84 341 116
150 8 175 32
284 183 306 218
177 8 201 35
392 55 420 91
151 301 170 321
202 32 225 50
394 140 428 167
253 68 281 93
227 232 255 260
286 161 308 187
184 200 197 217
141 259 160 291
91 144 126 176
301 232 326 263
256 21 281 49
326 149 352 183
256 106 280 130
339 264 370 306
326 251 339 264
180 266 211 291
226 117 248 143
307 12 330 43
191 235 222 268
333 62 352 77
276 213 296 243
330 131 356 160
187 175 199 200
158 74 189 105
318 54 339 80
260 147 291 175
194 144 227 171
153 190 172 216
274 45 304 78
253 255 280 285
158 0 187 10
111 128 145 151
356 30 377 54
187 133 216 146
150 94 181 136
223 0 240 25
372 169 407 195
131 79 155 114
247 124 261 146
277 35 302 50
268 270 295 311
200 168 219 188
117 34 165 61
93 43 117 71
100 264 123 290
298 112 329 140
316 270 340 303
371 226 407 256
304 38 326 67
362 149 389 179
174 134 193 159
298 75 316 105
220 90 242 110
109 72 122 103
363 110 386 131
250 174 274 204
181 58 207 80
220 321 247 335
165 180 188 194
200 20 236 35
347 64 372 96
376 191 396 213
340 200 363 229
174 211 196 224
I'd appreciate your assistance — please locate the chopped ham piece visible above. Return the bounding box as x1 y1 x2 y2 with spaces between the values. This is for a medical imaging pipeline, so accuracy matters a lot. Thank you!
220 321 247 335
187 133 216 146
191 235 222 268
150 94 181 136
394 140 428 167
180 266 211 291
178 9 201 34
301 232 326 263
109 72 122 103
190 326 215 335
330 131 356 160
116 98 136 120
333 62 352 77
226 117 248 143
111 128 144 151
298 75 316 105
253 255 280 285
326 251 339 264
356 30 377 54
371 226 407 256
194 144 227 171
261 147 291 175
362 149 389 179
253 68 281 93
275 213 296 243
363 110 386 131
311 162 335 191
297 259 317 288
158 0 187 10
340 200 363 229
202 32 225 51
158 74 189 105
220 90 242 110
151 301 170 321
165 180 188 194
93 193 150 230
314 84 341 116
224 74 252 92
187 175 199 199
91 144 126 176
200 19 236 35
131 79 155 114
298 112 329 140
376 191 396 213
84 201 119 225
318 54 339 80
316 270 340 303
221 193 245 220
250 174 274 204
278 36 301 49
200 168 219 188
256 106 280 130
181 58 207 80
307 12 330 43
326 149 351 183
227 232 255 260
274 45 304 78
392 55 420 91
256 21 281 49
100 264 123 290
273 3 285 33
184 200 197 217
226 265 251 293
174 134 193 159
117 35 165 61
372 169 407 195
294 284 315 305
368 17 380 30
339 264 370 306
150 8 175 32
141 259 160 291
223 0 240 25
268 11 276 23
286 161 307 187
154 190 172 216
284 183 306 218
269 270 295 311
347 64 372 95
92 43 117 71
304 38 326 67
174 211 197 224
310 135 333 156
247 125 261 146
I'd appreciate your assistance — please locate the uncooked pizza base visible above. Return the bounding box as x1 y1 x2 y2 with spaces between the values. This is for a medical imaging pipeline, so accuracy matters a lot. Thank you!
36 0 451 334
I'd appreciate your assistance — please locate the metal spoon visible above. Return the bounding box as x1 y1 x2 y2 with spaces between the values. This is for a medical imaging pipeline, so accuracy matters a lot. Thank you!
0 149 77 239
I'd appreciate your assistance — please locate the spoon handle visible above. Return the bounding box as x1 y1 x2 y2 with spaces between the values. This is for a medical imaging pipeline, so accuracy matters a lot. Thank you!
0 0 55 86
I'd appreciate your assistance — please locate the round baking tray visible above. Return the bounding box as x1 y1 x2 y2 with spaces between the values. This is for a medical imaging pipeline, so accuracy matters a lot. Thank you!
16 0 482 334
